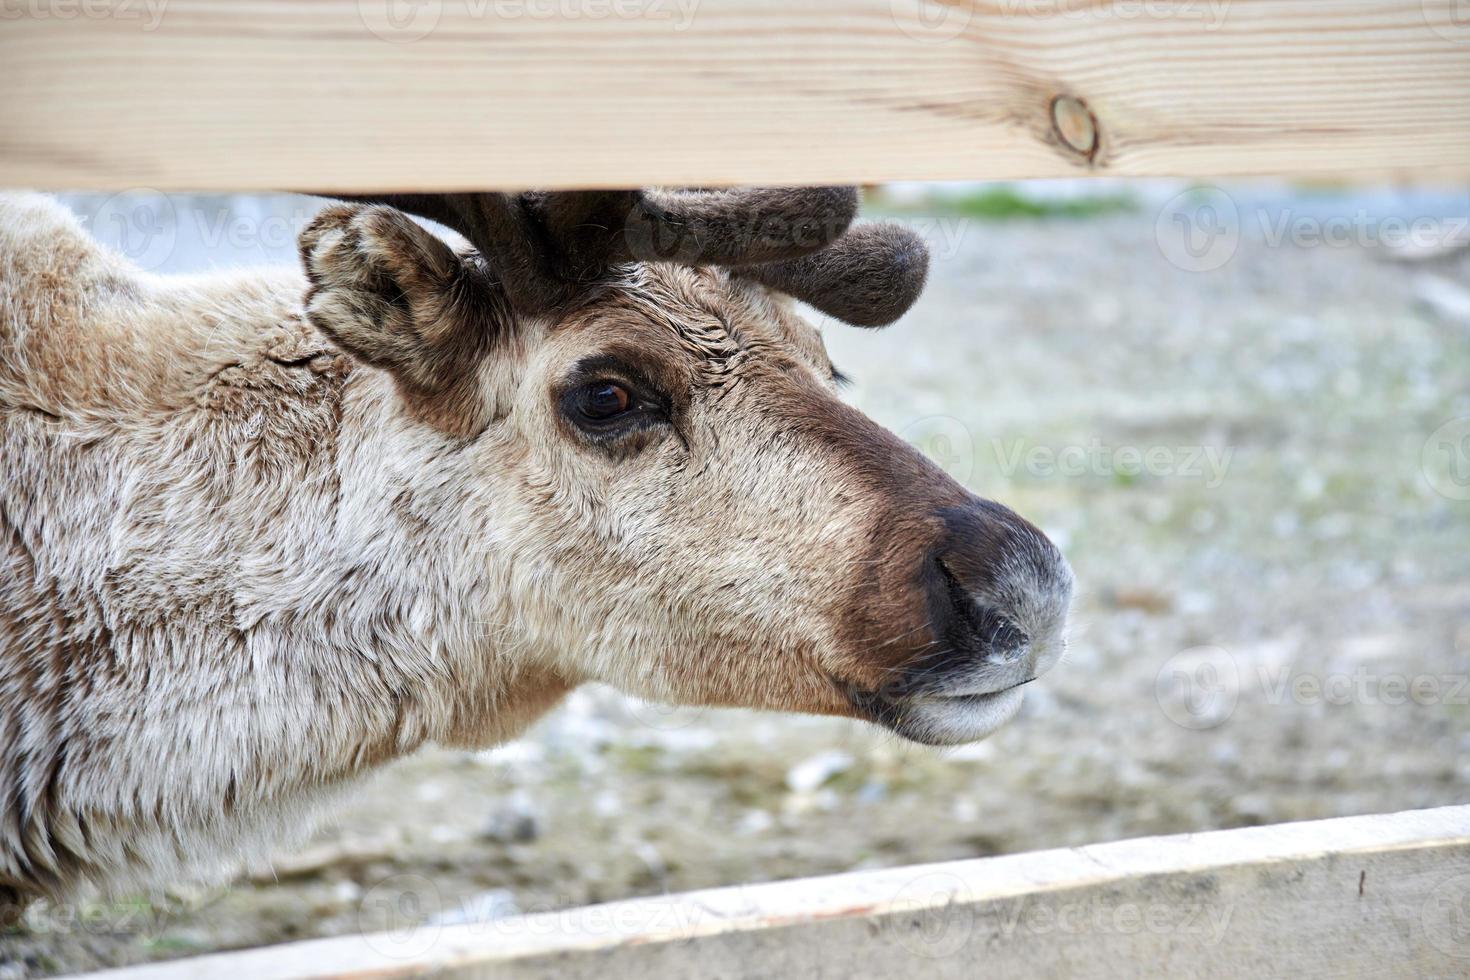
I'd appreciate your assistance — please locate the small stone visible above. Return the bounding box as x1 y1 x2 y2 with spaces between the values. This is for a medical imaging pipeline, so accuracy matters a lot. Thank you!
736 809 774 835
1232 793 1273 823
481 792 541 843
785 750 853 793
1415 274 1470 326
633 842 667 879
947 741 995 763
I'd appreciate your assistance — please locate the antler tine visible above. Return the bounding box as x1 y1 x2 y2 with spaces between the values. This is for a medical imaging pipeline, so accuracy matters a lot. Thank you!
735 222 930 328
326 187 908 324
624 187 859 266
332 187 854 296
524 186 860 272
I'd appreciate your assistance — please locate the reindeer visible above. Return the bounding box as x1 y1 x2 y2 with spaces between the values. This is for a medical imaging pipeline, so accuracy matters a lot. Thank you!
0 187 1072 919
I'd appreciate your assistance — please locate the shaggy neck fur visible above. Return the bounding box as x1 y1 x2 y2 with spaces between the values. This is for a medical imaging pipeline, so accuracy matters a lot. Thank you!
0 194 569 909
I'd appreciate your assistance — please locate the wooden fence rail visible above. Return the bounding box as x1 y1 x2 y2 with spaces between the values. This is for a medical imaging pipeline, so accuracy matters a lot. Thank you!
3 1 1469 191
71 804 1470 979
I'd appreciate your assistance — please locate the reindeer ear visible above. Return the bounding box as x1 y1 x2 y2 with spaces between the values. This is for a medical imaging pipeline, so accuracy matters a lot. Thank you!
298 204 499 397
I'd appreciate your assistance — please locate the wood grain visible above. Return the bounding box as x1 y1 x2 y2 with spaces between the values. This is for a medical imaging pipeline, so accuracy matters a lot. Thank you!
68 804 1470 978
2 1 1468 191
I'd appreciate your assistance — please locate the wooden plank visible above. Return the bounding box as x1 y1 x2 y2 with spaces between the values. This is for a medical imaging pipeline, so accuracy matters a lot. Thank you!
3 1 1468 191
69 804 1470 979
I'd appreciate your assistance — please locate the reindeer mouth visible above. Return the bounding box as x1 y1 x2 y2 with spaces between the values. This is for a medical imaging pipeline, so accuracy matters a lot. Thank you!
842 675 1037 746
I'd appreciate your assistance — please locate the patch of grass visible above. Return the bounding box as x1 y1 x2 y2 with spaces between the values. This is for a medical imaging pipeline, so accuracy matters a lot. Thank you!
139 935 205 955
877 185 1138 221
605 743 664 774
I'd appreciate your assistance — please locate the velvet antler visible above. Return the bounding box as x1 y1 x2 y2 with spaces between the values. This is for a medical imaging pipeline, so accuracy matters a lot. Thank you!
331 187 928 328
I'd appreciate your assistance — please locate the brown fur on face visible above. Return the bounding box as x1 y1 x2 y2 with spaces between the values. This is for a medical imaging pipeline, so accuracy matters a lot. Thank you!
0 194 1071 911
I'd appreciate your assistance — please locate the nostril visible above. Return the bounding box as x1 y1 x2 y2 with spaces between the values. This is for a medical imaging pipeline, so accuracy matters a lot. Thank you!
933 557 1029 664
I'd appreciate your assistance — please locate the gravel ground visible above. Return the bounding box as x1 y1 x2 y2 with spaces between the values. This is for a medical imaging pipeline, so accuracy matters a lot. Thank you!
4 184 1470 976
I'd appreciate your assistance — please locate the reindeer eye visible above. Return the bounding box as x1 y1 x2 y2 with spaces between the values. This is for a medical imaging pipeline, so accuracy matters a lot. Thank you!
574 382 633 422
559 360 670 447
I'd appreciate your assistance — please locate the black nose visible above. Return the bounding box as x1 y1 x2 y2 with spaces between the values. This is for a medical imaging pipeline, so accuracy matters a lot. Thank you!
918 501 1073 679
928 553 1030 666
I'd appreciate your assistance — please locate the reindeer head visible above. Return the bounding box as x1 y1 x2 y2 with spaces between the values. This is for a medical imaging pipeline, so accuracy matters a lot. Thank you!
297 187 1072 746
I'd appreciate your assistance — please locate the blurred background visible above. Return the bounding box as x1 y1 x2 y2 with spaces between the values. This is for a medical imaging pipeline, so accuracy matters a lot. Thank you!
8 179 1470 974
